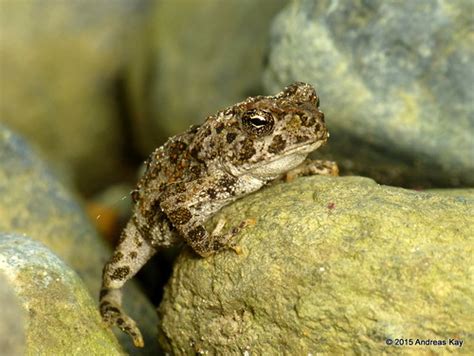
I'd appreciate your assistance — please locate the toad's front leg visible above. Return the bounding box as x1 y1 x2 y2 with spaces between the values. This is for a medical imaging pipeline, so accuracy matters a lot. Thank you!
182 218 252 257
162 203 250 258
283 158 339 182
160 174 257 257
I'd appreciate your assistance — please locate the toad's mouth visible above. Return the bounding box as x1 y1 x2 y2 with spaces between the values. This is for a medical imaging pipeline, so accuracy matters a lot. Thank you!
241 140 325 179
262 139 325 164
283 139 324 156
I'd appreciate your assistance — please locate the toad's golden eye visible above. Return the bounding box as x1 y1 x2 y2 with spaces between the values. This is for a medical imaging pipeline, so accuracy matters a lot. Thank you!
241 109 274 136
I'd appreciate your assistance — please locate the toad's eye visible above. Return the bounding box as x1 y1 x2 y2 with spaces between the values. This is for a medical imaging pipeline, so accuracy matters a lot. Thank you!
241 110 274 136
248 116 268 127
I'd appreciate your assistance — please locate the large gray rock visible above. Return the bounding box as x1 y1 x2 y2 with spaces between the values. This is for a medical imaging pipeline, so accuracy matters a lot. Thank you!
158 176 473 354
0 125 159 354
0 233 124 355
0 0 151 194
133 0 286 153
264 0 474 188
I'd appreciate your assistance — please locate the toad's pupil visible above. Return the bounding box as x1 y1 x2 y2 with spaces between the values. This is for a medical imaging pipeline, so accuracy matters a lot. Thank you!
249 116 268 127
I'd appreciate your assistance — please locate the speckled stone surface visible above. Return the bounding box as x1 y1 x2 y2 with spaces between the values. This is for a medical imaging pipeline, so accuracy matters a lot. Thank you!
0 233 124 355
158 176 473 354
264 0 474 188
0 125 159 354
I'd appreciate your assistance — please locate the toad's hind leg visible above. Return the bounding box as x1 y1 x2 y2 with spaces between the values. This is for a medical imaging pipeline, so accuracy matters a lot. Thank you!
100 220 156 348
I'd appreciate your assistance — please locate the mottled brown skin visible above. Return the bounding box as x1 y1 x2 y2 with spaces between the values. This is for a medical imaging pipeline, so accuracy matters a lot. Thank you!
99 82 338 347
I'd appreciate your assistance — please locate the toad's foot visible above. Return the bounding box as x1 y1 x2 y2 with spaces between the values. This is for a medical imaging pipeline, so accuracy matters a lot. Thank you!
210 218 255 253
188 218 255 257
284 159 339 182
100 288 144 348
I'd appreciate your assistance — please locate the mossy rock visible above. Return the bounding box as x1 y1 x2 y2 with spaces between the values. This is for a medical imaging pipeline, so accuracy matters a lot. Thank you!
0 233 124 355
158 176 473 354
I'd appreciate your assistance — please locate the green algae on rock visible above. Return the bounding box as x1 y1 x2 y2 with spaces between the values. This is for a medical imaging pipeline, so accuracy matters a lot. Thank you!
0 233 124 355
158 176 473 354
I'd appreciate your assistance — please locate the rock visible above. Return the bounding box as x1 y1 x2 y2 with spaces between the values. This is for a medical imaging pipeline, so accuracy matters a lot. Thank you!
158 176 473 354
0 125 160 354
264 0 474 188
0 233 124 354
0 1 151 194
426 188 474 199
133 0 286 153
0 271 26 355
